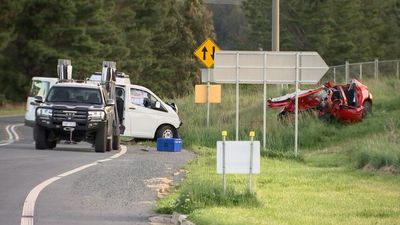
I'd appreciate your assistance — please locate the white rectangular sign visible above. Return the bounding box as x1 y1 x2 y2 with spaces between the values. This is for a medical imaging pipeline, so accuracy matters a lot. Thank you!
213 51 329 84
201 68 215 83
217 141 260 174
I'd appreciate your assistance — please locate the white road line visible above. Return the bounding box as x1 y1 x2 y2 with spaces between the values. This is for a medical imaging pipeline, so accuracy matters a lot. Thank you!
0 123 23 146
11 124 22 140
20 145 128 225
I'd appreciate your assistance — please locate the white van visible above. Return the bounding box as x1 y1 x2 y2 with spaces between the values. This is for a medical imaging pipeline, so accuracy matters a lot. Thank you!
90 73 181 139
25 77 59 127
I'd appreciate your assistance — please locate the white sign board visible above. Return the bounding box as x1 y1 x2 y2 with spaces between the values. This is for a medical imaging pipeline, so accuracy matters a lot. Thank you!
217 141 260 174
201 68 215 83
213 51 329 84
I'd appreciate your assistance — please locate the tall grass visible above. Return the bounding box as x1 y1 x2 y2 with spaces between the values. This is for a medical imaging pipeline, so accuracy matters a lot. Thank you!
175 78 400 162
157 78 400 223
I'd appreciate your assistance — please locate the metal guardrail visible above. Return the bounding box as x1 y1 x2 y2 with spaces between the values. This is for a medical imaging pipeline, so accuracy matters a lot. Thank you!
320 59 400 84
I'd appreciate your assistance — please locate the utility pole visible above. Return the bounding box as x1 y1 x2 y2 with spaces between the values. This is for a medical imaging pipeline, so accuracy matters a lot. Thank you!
272 0 280 51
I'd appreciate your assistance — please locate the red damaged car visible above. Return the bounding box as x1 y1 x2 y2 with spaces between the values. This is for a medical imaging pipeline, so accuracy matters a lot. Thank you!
267 79 373 123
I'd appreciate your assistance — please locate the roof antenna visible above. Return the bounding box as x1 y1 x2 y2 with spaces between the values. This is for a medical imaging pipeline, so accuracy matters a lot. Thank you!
57 59 72 81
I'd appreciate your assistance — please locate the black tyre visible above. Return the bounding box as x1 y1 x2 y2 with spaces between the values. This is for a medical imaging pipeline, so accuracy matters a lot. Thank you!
48 141 57 149
363 101 372 117
112 134 120 150
34 125 48 150
95 126 107 153
106 136 112 152
156 125 177 139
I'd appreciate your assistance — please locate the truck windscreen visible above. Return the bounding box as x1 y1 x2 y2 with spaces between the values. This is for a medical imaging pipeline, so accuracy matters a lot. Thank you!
46 87 102 104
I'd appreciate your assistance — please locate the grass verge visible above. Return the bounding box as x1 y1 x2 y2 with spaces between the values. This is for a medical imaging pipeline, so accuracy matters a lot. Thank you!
156 78 400 224
157 146 400 225
0 103 25 116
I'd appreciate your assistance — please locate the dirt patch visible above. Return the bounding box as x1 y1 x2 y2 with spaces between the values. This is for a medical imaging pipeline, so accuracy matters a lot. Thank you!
144 169 188 199
362 164 399 175
380 165 399 175
362 163 376 172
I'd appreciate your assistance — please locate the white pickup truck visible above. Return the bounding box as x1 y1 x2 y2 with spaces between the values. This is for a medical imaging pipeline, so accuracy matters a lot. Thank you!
25 73 181 139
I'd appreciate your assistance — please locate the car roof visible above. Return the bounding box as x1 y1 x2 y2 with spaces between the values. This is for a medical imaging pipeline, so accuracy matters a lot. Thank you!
52 82 101 89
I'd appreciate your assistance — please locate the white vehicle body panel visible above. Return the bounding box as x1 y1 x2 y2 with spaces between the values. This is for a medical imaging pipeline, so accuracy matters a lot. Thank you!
25 77 59 126
90 73 180 138
123 84 181 138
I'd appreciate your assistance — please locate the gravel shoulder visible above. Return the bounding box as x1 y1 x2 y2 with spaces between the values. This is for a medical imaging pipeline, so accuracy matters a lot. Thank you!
36 144 195 225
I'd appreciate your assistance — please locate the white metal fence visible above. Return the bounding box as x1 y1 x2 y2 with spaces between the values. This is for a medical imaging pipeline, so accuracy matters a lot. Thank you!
320 59 400 84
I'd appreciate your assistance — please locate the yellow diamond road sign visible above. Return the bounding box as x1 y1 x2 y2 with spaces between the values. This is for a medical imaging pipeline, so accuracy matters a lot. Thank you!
194 38 220 68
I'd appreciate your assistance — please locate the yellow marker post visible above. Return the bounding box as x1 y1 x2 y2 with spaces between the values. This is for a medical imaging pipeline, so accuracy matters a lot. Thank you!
221 130 227 193
249 131 255 192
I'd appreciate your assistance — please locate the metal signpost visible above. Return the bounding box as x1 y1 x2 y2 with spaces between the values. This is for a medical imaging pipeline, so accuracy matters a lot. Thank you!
217 131 260 193
213 51 328 156
194 39 221 127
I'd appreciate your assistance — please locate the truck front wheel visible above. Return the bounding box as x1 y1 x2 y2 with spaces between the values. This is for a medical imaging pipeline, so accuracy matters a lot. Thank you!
112 134 120 150
34 125 48 150
95 126 107 153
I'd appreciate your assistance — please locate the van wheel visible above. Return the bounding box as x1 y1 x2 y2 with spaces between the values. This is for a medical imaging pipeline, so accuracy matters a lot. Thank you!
112 134 120 150
95 126 107 153
156 125 176 139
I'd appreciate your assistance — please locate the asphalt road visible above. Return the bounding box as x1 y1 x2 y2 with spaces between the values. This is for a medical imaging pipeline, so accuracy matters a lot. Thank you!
0 116 194 225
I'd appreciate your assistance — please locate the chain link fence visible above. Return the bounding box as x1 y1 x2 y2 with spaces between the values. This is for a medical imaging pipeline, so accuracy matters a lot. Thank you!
320 59 400 84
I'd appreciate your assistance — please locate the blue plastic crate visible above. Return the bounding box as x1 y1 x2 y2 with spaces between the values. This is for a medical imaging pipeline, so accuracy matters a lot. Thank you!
157 138 182 152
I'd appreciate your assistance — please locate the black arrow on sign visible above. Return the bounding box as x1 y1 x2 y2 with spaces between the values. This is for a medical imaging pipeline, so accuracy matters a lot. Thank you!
211 46 215 60
202 47 208 60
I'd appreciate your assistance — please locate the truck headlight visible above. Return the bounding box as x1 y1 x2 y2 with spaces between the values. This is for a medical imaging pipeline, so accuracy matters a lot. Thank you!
37 108 53 117
88 111 105 121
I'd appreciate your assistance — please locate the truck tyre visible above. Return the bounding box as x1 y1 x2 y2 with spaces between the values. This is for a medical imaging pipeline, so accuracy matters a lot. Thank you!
34 125 48 150
156 125 176 139
106 136 112 152
95 126 107 153
112 134 120 150
48 141 57 149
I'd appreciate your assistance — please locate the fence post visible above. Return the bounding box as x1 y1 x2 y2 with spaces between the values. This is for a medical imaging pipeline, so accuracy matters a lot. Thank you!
374 58 379 80
345 60 349 82
359 64 363 81
397 60 399 80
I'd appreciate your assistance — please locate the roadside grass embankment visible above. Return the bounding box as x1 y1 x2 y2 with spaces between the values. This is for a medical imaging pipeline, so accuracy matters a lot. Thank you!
0 103 25 116
157 78 400 224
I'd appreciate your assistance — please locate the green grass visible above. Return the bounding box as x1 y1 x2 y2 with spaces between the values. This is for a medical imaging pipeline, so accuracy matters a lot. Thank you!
174 78 400 165
156 78 400 224
157 146 400 225
0 103 25 116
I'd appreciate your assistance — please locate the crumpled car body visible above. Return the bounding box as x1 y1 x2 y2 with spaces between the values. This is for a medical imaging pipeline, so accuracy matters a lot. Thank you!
267 79 373 123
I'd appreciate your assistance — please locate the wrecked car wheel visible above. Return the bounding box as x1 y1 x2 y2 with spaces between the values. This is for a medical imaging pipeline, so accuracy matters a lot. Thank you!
363 101 372 117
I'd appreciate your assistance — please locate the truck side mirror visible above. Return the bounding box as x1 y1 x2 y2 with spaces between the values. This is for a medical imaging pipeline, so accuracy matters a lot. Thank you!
106 99 115 106
34 96 43 103
155 101 161 109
